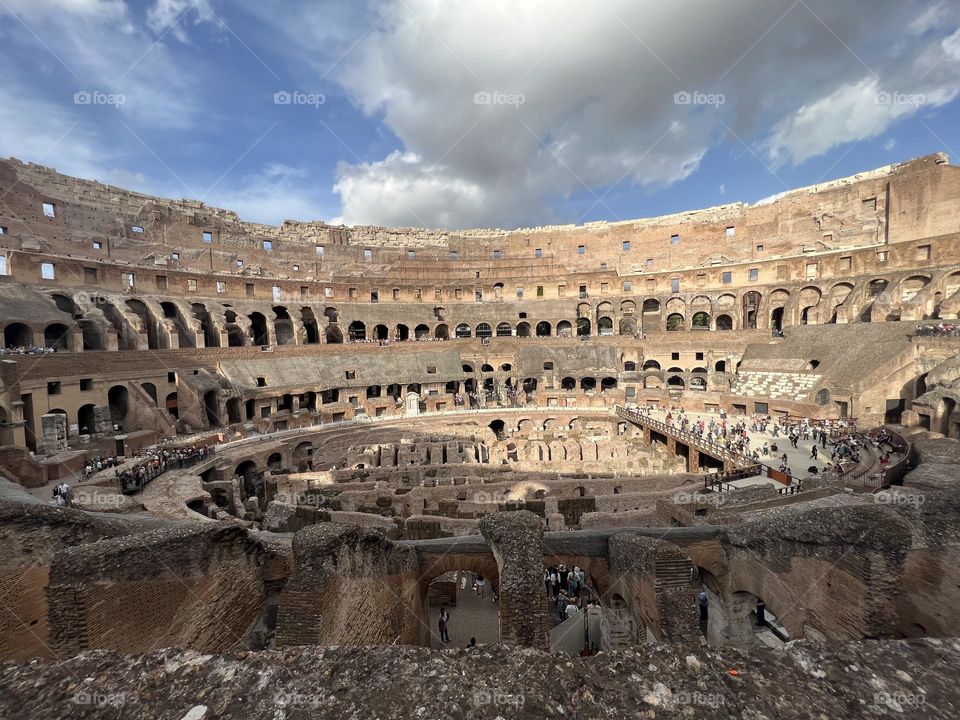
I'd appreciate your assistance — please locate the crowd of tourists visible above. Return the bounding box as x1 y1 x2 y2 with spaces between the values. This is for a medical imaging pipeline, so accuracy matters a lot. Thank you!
0 345 58 356
119 445 213 493
545 565 597 621
915 322 958 337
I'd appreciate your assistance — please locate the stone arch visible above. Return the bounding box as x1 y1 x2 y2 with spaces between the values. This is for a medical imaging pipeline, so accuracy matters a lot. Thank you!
496 322 512 337
455 323 472 339
556 320 572 337
43 323 70 350
3 322 32 348
516 322 531 337
349 321 367 341
536 321 552 337
415 324 431 340
435 324 450 339
325 325 344 344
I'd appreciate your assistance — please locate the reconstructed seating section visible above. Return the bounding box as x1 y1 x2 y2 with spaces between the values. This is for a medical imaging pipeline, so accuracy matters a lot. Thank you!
731 371 821 402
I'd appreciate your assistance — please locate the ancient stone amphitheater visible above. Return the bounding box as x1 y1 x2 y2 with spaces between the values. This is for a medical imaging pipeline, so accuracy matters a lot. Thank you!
1 153 960 718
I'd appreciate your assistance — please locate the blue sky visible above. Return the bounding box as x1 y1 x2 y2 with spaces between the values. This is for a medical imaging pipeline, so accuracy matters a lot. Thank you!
0 0 958 230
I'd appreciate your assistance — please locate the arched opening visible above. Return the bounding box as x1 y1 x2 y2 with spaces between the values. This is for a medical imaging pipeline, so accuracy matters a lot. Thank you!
267 453 283 472
203 389 220 426
624 361 636 371
642 359 661 370
816 388 830 405
435 324 450 340
561 377 576 390
691 312 710 330
43 323 69 350
141 382 158 405
489 419 505 438
516 322 531 337
690 377 707 391
496 322 512 337
325 325 344 344
415 324 431 340
715 314 733 331
373 324 389 341
77 404 96 435
770 307 784 332
476 323 493 339
165 392 178 419
576 318 591 336
107 385 129 427
551 320 569 337
227 397 242 424
3 323 31 348
273 306 295 345
455 323 472 339
324 306 340 323
807 360 821 371
742 291 761 329
396 324 410 341
601 377 617 392
249 312 269 345
580 377 597 392
619 317 637 336
597 316 614 335
666 313 684 331
536 321 552 337
367 385 382 398
349 321 367 341
667 375 685 388
300 307 320 345
714 360 726 372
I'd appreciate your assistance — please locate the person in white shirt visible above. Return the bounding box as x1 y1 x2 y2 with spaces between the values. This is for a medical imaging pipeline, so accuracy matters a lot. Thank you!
565 600 579 619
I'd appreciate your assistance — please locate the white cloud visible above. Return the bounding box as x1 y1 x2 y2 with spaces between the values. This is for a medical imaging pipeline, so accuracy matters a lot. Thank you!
0 0 205 131
147 0 223 44
313 0 960 228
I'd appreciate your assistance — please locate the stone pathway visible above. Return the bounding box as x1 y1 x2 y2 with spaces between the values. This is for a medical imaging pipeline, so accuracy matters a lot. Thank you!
428 575 499 649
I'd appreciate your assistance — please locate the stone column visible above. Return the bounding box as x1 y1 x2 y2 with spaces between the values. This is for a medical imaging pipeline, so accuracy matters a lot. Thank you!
479 511 549 649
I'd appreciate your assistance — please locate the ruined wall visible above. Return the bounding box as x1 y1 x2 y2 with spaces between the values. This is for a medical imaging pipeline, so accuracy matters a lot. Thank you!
274 524 421 647
0 501 130 662
47 524 265 656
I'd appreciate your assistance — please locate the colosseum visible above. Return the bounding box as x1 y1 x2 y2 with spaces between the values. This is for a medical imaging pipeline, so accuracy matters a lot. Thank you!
1 152 960 718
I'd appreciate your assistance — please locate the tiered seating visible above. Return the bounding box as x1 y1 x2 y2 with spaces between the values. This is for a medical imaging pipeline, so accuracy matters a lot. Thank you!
730 371 821 401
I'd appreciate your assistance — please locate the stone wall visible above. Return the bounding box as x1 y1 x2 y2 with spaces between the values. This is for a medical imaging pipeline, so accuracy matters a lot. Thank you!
274 524 421 647
47 524 265 656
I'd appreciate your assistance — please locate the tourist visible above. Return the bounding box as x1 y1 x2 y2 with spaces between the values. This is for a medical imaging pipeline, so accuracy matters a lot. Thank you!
466 637 476 648
439 607 450 644
698 590 709 621
810 445 818 460
564 598 580 619
474 574 486 598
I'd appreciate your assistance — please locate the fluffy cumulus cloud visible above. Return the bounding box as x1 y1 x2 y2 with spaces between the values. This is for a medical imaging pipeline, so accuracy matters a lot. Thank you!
309 0 960 228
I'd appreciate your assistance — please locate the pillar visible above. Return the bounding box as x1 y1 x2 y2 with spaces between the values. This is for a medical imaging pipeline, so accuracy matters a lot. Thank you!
479 511 549 649
707 591 758 649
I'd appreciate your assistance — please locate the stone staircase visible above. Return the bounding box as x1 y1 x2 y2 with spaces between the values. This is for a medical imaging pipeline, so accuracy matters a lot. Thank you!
730 371 822 401
654 557 694 590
